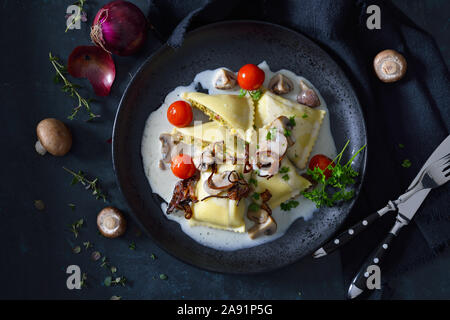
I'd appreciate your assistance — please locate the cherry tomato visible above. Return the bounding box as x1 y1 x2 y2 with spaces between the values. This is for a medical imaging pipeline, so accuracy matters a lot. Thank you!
171 154 197 179
308 154 335 179
167 100 193 127
237 64 265 91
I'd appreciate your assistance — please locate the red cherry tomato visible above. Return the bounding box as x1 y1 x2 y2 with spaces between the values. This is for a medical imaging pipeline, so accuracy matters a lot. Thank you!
167 100 193 127
308 154 335 179
171 154 197 179
237 64 265 90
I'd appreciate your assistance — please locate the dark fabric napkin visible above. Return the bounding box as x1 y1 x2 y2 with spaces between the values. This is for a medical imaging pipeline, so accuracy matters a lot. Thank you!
147 0 450 297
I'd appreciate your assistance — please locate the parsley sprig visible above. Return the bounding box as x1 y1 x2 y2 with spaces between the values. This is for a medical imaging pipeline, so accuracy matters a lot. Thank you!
49 52 99 121
63 167 107 202
239 88 263 101
302 141 366 208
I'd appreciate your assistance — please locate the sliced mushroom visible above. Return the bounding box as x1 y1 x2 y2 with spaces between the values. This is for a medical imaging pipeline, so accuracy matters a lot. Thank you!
373 49 407 83
297 80 320 108
159 133 175 163
206 170 237 191
248 216 277 239
254 150 281 177
36 118 72 156
97 207 127 238
258 130 288 158
270 116 295 147
268 74 294 95
213 68 237 90
193 148 215 171
247 207 269 224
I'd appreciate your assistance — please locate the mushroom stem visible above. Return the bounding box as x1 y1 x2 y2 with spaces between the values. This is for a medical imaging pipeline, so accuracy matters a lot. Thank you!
35 140 47 156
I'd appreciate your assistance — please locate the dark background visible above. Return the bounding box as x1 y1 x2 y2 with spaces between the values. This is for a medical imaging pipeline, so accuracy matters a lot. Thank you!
0 0 448 299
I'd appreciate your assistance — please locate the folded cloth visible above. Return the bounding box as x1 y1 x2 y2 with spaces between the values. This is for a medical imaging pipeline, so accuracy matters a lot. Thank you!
147 0 450 297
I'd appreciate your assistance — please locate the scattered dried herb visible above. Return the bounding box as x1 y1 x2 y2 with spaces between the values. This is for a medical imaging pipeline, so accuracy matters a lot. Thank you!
402 159 412 168
159 274 168 280
69 218 84 238
73 246 81 254
34 200 45 211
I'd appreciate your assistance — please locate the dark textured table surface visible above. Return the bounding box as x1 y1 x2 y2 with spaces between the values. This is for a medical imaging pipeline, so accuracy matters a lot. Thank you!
0 0 448 299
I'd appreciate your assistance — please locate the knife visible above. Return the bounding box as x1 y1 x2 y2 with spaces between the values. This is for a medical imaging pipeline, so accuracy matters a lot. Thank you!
314 135 450 259
347 135 450 299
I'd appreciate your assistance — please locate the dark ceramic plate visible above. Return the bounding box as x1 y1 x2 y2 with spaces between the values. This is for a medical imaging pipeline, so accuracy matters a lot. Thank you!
113 21 367 274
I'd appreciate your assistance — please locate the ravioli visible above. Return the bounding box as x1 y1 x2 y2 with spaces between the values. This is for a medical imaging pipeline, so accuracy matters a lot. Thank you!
254 158 311 209
190 163 246 233
181 92 255 142
255 91 325 169
174 121 247 160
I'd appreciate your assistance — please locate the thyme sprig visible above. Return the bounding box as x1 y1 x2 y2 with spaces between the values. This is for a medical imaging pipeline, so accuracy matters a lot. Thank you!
49 52 99 121
65 0 88 32
63 167 107 202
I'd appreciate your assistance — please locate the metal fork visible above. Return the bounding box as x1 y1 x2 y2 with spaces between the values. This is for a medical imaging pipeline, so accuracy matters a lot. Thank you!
397 153 450 202
313 153 450 259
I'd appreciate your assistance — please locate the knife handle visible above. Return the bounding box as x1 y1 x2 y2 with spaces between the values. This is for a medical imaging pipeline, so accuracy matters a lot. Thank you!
347 216 408 299
313 207 395 258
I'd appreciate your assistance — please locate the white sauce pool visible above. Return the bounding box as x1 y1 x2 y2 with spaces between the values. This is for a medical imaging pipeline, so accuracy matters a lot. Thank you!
141 62 337 251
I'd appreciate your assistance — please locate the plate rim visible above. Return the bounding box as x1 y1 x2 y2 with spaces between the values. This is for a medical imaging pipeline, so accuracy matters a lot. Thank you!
112 19 368 274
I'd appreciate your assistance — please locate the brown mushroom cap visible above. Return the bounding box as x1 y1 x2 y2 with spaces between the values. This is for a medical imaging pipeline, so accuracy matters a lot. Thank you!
373 49 407 83
97 207 127 238
36 118 72 156
297 80 320 108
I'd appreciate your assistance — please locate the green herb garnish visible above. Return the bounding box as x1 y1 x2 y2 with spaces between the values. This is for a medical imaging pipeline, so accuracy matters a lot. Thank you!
302 141 366 208
49 52 98 120
289 116 296 126
248 203 260 212
239 88 262 101
248 89 262 101
252 193 260 200
129 242 136 250
302 113 308 119
63 167 107 202
401 159 412 168
280 200 299 211
249 178 258 186
282 174 290 181
284 129 291 137
280 166 289 174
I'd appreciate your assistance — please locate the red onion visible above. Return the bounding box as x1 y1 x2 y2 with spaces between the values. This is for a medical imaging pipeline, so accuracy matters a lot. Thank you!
68 46 116 96
90 0 147 56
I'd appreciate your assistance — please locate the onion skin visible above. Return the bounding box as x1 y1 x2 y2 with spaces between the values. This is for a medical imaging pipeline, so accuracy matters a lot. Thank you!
91 0 147 56
68 46 116 96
